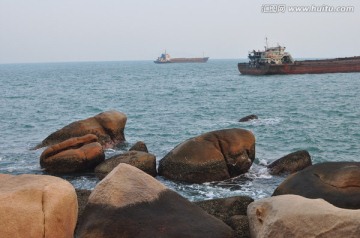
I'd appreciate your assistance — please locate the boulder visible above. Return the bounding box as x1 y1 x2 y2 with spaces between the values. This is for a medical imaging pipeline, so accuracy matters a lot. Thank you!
33 110 127 149
238 114 258 122
273 162 360 209
76 189 92 222
267 150 312 175
158 128 255 183
227 215 250 238
195 196 253 238
248 195 360 238
0 174 78 238
76 164 234 238
95 151 157 179
195 196 253 223
129 141 148 153
40 134 105 174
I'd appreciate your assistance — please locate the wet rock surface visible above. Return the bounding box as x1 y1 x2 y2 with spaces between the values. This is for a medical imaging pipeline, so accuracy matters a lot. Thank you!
158 128 255 183
273 162 360 209
34 110 127 150
238 114 258 122
95 151 157 179
77 164 234 238
40 134 105 174
267 150 312 175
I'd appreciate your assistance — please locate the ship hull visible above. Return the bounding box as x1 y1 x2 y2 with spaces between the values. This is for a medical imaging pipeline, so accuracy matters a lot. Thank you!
238 57 360 75
154 57 209 64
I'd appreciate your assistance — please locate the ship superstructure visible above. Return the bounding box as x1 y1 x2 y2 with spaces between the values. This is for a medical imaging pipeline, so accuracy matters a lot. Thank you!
154 52 172 63
248 45 294 66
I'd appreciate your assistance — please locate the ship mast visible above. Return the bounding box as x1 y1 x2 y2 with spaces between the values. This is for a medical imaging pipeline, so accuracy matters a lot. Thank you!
265 37 268 50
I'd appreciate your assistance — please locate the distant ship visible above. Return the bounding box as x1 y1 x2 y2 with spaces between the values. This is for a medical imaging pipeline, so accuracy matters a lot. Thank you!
238 43 360 75
154 51 209 64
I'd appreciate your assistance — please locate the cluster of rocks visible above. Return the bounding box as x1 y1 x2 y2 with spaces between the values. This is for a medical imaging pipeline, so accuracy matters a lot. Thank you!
35 111 128 174
3 161 359 238
34 111 259 184
2 111 359 237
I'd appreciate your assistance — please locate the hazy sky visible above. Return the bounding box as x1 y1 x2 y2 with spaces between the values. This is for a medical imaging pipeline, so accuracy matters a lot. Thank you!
1 0 359 63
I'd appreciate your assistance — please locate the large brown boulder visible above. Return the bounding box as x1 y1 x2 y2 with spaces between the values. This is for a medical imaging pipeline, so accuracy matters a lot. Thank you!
0 174 78 238
76 164 234 238
158 128 255 183
273 162 360 209
248 195 360 238
40 134 105 174
94 151 157 179
267 150 312 175
33 111 127 149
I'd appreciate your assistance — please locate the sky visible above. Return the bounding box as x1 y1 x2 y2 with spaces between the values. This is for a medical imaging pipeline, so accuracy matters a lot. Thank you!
0 0 360 63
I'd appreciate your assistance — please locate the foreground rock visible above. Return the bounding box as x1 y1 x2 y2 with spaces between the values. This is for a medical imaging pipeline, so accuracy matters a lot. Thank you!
158 128 255 183
195 196 253 223
227 215 250 238
273 162 360 209
248 195 360 238
238 114 258 122
33 110 127 149
77 164 234 238
0 174 78 238
76 189 92 222
40 134 105 174
267 150 312 175
195 196 253 238
95 151 156 179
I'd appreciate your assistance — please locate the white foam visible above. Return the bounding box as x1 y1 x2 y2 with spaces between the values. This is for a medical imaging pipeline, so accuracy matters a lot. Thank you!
246 165 272 179
258 158 268 166
250 117 283 126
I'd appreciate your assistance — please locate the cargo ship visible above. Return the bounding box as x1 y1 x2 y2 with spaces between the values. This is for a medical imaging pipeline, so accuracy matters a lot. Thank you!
154 51 209 64
238 44 360 75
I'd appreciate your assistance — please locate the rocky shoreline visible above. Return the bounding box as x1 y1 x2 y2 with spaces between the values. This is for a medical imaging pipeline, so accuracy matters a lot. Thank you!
1 111 359 237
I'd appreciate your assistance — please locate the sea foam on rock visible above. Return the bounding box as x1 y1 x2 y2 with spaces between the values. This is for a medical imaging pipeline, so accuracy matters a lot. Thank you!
158 128 255 183
76 163 234 238
33 110 127 150
273 162 360 209
248 195 360 238
0 174 78 238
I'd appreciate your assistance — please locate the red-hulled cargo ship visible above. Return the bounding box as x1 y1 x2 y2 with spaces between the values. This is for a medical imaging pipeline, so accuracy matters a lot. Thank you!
154 51 209 64
238 45 360 75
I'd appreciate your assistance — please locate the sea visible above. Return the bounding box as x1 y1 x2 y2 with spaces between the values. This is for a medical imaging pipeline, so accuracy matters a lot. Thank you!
0 59 359 201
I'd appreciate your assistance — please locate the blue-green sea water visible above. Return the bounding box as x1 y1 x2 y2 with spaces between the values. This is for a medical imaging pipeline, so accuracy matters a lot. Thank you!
0 60 359 201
